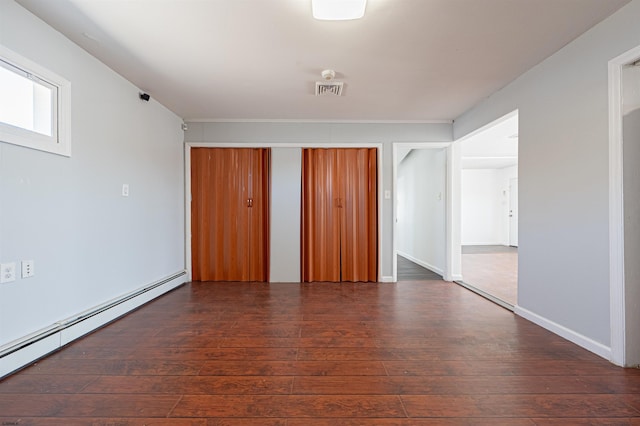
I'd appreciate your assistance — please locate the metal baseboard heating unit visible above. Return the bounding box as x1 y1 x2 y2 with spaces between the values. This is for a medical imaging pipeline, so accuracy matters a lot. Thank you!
0 270 186 361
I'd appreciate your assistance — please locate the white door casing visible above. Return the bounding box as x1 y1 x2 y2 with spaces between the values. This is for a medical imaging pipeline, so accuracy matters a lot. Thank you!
608 43 640 367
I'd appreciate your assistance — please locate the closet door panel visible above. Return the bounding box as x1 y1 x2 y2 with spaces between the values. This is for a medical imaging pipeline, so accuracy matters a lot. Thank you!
301 149 341 282
248 149 271 281
301 148 378 283
340 148 378 282
190 148 212 282
191 148 269 282
232 148 252 281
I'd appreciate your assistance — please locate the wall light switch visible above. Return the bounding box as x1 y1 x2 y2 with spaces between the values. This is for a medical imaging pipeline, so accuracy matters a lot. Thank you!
384 190 391 199
21 260 35 278
122 184 129 197
1 262 16 284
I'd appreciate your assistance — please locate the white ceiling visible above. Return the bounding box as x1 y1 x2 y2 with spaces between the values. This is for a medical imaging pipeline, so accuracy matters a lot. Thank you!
15 0 629 121
461 112 518 169
623 64 640 115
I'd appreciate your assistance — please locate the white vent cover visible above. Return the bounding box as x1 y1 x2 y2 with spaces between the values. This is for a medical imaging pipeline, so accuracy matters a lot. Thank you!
315 81 344 96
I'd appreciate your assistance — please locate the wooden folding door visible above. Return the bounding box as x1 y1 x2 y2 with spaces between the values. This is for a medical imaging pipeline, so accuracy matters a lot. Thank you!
191 148 270 281
301 148 378 282
301 149 342 282
339 148 378 281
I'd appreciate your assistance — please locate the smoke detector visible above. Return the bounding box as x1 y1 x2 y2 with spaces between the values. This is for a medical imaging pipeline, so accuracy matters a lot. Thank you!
315 69 343 96
321 69 336 81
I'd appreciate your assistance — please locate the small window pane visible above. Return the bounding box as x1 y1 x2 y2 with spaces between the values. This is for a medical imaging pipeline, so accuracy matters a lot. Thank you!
0 45 70 156
0 62 54 137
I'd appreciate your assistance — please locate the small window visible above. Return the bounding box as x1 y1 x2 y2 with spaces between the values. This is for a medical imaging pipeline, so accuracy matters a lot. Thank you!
0 45 70 156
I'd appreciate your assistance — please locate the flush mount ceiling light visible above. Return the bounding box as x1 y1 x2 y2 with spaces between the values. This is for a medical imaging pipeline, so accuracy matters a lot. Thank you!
312 0 367 20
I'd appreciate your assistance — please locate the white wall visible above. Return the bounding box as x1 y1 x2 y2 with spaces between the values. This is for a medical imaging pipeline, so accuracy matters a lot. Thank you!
270 148 301 282
461 166 517 246
453 0 640 353
184 122 453 280
461 169 501 245
397 149 446 274
0 1 185 352
623 65 640 364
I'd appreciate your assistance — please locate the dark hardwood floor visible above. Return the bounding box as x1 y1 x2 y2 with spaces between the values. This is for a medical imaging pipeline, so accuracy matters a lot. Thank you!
1 281 640 424
397 255 442 281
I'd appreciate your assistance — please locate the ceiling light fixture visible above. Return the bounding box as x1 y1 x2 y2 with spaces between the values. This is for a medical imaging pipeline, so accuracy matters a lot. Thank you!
312 0 367 21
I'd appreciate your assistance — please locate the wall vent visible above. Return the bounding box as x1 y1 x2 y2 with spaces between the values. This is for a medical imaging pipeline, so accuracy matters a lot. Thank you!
315 81 344 96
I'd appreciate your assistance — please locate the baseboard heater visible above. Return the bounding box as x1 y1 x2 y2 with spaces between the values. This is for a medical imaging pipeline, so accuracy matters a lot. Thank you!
0 270 187 360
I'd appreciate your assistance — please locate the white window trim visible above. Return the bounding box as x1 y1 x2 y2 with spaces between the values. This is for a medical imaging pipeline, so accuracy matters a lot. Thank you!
0 44 71 157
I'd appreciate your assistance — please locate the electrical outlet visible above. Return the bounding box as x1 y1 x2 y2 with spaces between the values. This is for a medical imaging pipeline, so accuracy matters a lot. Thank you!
1 262 17 284
21 260 35 278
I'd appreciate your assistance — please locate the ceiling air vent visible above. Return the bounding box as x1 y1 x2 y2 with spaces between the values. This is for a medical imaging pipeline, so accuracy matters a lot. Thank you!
315 81 344 96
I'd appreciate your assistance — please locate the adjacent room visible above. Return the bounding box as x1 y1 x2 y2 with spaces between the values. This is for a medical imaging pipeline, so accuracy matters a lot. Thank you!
395 146 447 282
1 0 640 423
459 112 519 308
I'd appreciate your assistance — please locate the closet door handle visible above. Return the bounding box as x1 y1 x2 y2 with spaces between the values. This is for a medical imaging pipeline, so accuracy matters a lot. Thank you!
247 198 253 208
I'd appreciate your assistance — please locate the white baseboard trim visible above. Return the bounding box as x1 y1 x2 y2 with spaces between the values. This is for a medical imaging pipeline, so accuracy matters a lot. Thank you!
381 276 394 283
0 270 187 379
514 306 612 360
397 251 443 276
461 242 505 246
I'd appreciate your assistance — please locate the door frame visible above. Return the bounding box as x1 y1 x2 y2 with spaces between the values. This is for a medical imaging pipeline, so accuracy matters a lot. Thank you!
391 142 458 282
608 44 640 367
185 142 384 282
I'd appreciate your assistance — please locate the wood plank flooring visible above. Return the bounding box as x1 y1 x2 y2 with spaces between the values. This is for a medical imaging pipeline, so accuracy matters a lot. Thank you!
397 255 442 281
462 245 518 306
1 281 640 424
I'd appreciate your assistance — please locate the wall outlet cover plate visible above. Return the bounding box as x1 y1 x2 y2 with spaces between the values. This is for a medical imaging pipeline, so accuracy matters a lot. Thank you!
1 262 17 283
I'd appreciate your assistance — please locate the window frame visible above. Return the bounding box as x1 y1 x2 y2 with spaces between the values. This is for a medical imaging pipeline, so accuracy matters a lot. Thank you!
0 44 71 157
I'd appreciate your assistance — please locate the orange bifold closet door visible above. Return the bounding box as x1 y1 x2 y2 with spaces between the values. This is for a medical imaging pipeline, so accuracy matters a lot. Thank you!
191 148 270 282
301 148 378 282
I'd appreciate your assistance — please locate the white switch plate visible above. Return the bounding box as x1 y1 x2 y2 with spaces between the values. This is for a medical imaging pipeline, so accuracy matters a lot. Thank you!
1 262 16 284
122 184 129 197
384 190 391 199
21 260 35 278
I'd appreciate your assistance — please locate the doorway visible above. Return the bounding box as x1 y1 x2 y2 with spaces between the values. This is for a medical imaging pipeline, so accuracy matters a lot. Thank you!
395 148 447 281
609 45 640 366
620 58 640 366
391 142 454 282
190 147 270 282
458 111 519 308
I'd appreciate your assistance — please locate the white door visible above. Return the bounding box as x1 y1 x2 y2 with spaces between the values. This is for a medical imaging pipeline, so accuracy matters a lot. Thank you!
509 178 518 247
